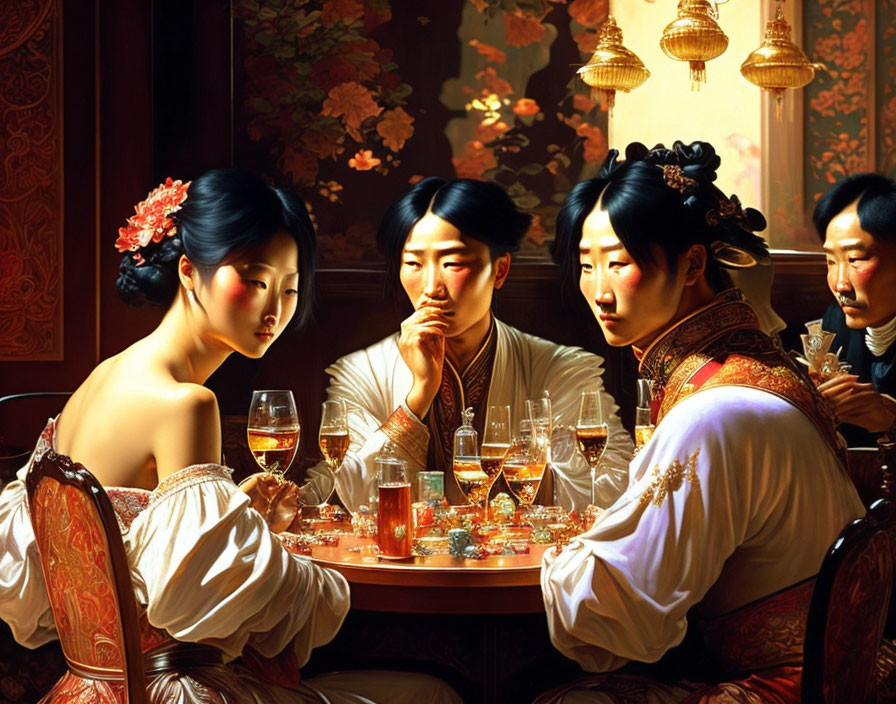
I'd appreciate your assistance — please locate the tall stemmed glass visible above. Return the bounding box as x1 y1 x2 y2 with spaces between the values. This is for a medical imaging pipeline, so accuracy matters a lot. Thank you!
576 390 608 505
319 400 350 480
526 393 552 448
502 419 548 506
481 405 511 502
247 390 300 483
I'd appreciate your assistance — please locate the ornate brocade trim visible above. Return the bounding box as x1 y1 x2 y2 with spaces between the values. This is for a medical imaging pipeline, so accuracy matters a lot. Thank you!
639 449 701 507
639 291 842 458
106 489 150 533
381 406 429 463
148 464 233 508
639 290 758 387
656 355 713 425
700 577 814 675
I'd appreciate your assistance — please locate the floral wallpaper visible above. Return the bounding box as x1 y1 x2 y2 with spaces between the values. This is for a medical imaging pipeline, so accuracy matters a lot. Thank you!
0 0 63 360
805 0 896 203
233 0 896 262
234 0 610 264
877 0 896 174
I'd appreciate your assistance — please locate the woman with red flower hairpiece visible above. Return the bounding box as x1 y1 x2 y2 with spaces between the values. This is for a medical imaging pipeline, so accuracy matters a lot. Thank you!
0 169 461 704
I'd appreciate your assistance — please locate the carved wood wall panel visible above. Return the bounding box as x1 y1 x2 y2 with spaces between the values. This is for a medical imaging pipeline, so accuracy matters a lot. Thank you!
0 0 63 360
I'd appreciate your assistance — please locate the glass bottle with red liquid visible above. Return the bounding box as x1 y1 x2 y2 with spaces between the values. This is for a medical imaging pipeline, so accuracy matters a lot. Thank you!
375 443 411 559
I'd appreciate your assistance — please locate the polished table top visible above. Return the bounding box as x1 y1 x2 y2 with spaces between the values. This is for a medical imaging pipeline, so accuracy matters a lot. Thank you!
305 534 548 614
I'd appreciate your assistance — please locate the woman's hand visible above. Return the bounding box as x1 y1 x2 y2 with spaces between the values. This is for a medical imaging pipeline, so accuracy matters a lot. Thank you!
239 473 301 533
818 374 896 433
398 301 450 418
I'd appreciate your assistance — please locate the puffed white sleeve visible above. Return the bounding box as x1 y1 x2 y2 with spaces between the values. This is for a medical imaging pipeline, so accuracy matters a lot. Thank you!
541 391 750 672
0 464 57 648
311 350 429 513
126 465 350 664
542 346 633 513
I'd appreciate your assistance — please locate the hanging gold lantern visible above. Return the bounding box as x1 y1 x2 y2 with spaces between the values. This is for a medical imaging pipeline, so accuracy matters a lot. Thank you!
660 0 729 89
741 2 824 120
577 15 649 115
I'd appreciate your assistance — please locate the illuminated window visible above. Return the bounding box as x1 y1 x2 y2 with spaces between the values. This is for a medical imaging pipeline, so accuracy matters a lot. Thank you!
609 1 814 251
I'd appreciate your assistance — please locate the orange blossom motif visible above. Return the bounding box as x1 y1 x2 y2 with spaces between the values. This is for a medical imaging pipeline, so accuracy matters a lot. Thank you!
377 107 415 151
349 149 382 171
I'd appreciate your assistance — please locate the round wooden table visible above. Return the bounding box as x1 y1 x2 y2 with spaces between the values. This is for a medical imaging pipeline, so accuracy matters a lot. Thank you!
303 535 581 704
309 535 547 614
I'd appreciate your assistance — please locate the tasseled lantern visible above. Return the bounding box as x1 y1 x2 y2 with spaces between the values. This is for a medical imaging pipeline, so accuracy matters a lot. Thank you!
740 2 824 120
660 0 729 89
577 15 650 115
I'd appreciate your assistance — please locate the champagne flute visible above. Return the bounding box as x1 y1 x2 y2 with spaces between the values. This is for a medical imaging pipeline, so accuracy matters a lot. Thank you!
576 390 608 504
481 405 511 496
247 390 300 483
634 379 655 452
523 393 553 505
319 400 350 477
526 393 552 443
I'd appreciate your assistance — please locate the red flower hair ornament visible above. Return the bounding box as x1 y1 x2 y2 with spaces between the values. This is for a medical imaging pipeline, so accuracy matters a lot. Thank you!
114 177 191 265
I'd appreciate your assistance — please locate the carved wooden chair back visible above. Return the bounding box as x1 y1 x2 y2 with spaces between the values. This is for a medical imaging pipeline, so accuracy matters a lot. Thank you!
802 470 896 703
26 450 148 703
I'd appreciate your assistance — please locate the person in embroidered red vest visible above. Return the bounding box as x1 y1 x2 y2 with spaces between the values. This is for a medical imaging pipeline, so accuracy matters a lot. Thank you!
539 141 864 703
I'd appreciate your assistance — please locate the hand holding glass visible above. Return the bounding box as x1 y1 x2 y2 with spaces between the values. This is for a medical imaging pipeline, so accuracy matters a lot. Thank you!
576 390 608 504
319 400 350 475
247 390 300 483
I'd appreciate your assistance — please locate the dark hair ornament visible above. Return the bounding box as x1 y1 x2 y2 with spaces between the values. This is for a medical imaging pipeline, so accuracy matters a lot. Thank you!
706 193 747 227
643 141 763 269
661 165 698 195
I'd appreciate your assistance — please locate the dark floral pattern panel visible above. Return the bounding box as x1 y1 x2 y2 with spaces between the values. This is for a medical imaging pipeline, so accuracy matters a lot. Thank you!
805 0 896 203
233 0 610 264
0 0 63 360
878 0 896 174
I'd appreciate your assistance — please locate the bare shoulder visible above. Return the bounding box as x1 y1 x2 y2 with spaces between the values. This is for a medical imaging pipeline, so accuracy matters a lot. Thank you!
152 383 222 480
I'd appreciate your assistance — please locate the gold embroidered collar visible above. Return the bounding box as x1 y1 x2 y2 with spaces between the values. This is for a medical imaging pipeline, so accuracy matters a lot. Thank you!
638 289 760 388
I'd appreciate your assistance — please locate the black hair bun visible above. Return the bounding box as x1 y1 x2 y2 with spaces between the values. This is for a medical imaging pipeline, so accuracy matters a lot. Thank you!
643 140 720 186
743 206 767 232
115 235 184 307
599 148 624 179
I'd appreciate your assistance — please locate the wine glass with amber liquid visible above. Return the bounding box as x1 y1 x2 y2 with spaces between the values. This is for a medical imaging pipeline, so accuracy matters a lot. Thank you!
503 420 547 506
634 379 655 453
576 390 608 505
247 390 300 483
481 405 511 502
319 400 350 480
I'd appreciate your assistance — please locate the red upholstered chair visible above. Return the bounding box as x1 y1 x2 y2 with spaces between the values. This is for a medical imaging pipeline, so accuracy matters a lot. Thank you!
25 449 148 704
802 437 896 704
